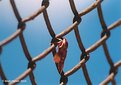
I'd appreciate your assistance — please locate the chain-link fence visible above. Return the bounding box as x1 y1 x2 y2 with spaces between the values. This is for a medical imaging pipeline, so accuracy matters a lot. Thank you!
0 0 121 85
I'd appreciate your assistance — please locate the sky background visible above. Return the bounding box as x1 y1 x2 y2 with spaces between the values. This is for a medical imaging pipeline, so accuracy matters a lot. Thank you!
0 0 121 85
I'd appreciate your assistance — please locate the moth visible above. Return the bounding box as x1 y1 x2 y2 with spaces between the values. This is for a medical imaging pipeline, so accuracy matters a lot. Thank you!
54 38 68 73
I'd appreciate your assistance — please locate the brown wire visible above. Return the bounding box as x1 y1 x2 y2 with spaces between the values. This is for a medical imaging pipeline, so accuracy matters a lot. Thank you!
43 9 56 38
8 17 121 85
0 63 8 85
19 33 36 85
68 0 92 84
0 0 121 85
97 2 117 84
100 61 121 85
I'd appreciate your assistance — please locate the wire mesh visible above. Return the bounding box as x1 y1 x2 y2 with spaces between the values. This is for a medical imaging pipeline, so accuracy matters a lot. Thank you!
0 0 121 85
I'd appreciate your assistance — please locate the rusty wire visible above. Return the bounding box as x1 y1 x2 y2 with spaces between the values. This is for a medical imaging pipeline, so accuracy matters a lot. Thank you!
0 0 121 85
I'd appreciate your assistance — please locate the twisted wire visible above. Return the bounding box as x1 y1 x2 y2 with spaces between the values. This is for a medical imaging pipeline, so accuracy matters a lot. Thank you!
0 0 121 85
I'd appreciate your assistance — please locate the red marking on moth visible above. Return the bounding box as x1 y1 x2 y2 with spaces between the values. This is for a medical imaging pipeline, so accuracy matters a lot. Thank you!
54 38 68 73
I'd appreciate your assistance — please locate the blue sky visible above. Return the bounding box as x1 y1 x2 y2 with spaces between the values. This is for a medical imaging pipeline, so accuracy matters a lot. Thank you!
0 0 121 85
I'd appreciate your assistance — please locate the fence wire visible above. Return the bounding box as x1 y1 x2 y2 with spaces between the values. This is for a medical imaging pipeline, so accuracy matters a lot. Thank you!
0 0 121 85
